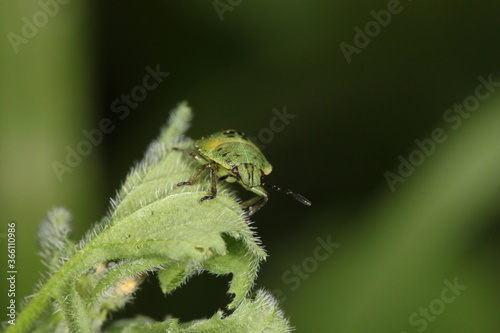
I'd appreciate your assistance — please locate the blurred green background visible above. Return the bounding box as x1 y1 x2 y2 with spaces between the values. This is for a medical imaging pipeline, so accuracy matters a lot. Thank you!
1 1 500 332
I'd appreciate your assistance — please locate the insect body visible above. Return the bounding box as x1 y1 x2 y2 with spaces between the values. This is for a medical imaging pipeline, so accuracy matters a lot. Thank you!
175 130 311 215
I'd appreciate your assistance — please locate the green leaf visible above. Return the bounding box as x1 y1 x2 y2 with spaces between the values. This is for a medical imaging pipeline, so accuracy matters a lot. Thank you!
103 290 292 333
38 207 75 273
157 261 191 294
7 103 288 333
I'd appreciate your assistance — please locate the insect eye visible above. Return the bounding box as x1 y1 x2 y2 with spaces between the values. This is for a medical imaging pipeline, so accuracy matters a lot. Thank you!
232 166 239 175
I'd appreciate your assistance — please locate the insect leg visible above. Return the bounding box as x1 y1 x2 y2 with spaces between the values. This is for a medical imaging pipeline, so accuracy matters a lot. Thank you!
218 174 238 182
200 164 219 202
241 186 269 216
177 163 211 187
174 148 220 202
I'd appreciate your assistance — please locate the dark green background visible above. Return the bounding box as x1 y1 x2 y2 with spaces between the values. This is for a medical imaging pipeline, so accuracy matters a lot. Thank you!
1 1 499 332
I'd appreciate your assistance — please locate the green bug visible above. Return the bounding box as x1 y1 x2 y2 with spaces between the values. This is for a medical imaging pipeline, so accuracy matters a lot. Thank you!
174 130 311 215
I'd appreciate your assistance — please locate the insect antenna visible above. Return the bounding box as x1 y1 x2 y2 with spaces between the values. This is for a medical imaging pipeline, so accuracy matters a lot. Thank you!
261 183 311 206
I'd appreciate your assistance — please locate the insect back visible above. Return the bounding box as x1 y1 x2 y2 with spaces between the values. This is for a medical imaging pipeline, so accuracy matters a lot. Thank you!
176 129 310 215
196 130 272 189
